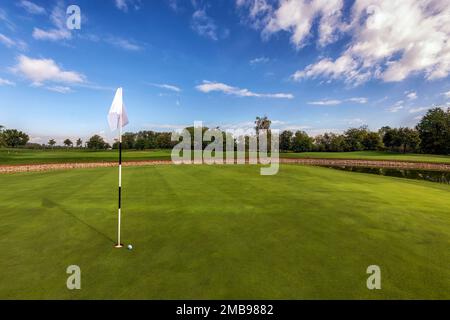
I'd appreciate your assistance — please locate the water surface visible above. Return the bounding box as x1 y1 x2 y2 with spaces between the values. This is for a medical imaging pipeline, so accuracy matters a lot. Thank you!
325 166 450 184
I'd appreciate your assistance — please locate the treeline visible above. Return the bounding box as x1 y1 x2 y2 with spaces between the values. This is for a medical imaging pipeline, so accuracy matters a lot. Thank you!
280 126 420 153
1 107 449 154
280 108 449 154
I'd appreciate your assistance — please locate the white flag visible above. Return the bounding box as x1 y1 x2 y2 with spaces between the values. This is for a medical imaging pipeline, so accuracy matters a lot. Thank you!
108 87 129 131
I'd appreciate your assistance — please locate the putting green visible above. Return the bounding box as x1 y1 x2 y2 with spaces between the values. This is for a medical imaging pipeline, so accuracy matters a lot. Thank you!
0 164 449 299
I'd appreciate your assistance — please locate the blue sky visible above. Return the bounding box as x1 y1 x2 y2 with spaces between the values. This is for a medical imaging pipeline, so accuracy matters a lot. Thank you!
0 0 449 144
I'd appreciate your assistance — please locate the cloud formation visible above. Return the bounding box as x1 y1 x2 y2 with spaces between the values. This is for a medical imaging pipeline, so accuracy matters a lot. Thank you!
0 33 27 50
250 56 269 65
239 0 450 85
46 85 72 93
0 78 15 86
196 80 293 99
32 2 71 41
308 97 368 105
12 55 85 86
406 91 418 100
18 1 46 15
149 83 181 92
191 9 219 40
115 0 141 12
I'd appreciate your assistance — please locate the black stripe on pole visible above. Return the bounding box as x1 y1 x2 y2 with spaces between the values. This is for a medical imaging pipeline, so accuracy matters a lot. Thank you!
118 141 122 209
118 186 121 209
119 141 122 165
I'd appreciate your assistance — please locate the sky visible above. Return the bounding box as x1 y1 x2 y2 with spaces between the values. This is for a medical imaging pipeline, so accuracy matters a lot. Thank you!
0 0 449 144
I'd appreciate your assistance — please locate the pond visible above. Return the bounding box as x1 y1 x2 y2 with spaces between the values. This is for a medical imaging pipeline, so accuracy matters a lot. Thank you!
324 166 450 184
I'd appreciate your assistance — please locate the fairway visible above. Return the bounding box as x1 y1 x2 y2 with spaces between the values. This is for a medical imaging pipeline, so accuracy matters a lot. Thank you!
2 149 450 165
281 151 450 164
0 164 449 299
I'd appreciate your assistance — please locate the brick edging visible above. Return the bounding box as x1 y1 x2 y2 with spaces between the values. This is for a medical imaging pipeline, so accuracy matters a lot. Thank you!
0 158 449 174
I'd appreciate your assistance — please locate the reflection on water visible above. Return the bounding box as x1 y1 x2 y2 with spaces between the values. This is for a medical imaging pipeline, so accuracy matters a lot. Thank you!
325 166 450 184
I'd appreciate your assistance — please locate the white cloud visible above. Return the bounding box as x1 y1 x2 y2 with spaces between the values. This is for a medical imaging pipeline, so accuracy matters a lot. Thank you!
18 1 46 15
191 9 218 40
245 1 450 84
33 28 71 41
0 33 27 50
387 100 404 113
149 83 181 92
346 118 365 125
347 97 368 104
308 99 341 105
196 80 294 99
0 8 16 31
406 91 418 100
12 55 85 86
250 56 269 65
442 90 450 99
115 0 141 12
0 78 15 86
409 106 429 113
106 36 142 51
32 2 71 41
262 0 344 48
308 97 367 105
236 0 273 29
46 85 73 94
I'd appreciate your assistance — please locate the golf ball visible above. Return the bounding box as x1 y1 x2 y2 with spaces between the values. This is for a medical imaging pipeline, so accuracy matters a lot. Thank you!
127 244 133 250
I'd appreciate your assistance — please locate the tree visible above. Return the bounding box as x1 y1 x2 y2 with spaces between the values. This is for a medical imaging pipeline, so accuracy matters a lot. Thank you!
254 116 271 135
155 132 173 149
329 134 347 152
0 125 4 146
76 138 83 148
136 130 158 149
48 139 56 148
363 132 382 150
2 129 29 147
280 130 293 151
134 137 146 150
86 135 109 150
63 139 73 148
292 131 313 152
382 127 420 153
344 126 368 151
382 127 397 150
122 132 136 149
398 128 420 153
314 132 346 152
416 107 450 154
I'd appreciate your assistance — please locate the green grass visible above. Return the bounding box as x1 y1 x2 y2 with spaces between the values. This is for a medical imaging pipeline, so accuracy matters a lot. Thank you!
0 148 172 164
1 148 449 165
0 164 449 299
281 151 450 163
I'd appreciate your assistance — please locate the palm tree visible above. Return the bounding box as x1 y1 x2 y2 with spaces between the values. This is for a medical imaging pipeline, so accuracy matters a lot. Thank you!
48 139 56 148
254 116 271 135
63 139 73 148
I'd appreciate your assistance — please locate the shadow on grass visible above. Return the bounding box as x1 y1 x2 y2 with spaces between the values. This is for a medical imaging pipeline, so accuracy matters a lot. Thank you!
42 198 115 244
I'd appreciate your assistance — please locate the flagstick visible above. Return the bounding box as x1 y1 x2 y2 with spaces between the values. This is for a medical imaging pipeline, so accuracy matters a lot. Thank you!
115 113 123 248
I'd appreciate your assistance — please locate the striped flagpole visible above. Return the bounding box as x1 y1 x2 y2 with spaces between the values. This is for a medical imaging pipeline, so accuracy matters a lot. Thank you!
115 111 123 248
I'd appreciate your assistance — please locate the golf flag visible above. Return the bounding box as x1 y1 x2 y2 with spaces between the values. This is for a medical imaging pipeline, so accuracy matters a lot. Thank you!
108 87 128 248
108 87 129 131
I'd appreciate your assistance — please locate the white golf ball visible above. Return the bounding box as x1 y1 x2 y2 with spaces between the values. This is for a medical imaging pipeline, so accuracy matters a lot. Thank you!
127 244 133 250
